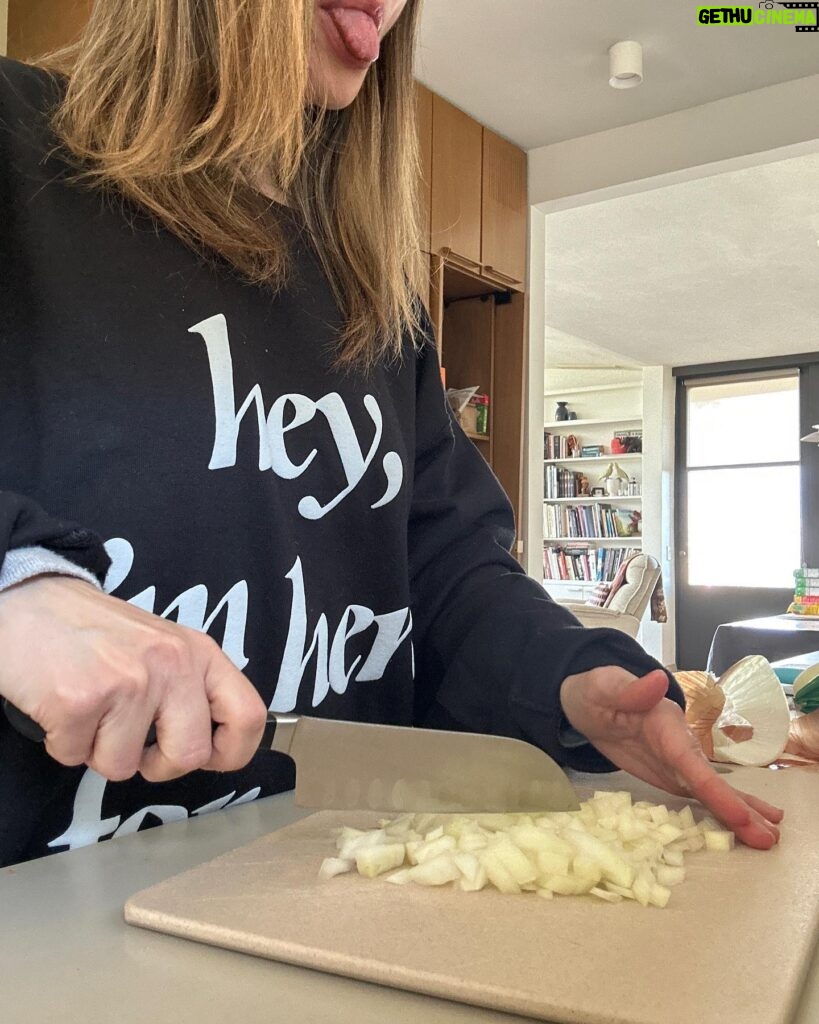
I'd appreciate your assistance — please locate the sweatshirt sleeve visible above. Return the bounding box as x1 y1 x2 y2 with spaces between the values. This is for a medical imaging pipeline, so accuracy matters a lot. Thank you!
408 335 682 772
0 492 111 585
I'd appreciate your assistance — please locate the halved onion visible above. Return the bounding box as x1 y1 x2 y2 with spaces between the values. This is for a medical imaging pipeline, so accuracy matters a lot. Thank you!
713 656 790 766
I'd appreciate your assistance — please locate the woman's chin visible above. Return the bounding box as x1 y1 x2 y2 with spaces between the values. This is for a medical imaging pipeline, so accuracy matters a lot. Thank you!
308 66 370 109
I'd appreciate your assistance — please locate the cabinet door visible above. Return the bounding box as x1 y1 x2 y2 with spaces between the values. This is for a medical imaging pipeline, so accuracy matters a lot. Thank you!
481 129 527 289
430 96 482 271
414 82 433 256
7 0 93 60
492 290 526 549
441 295 493 464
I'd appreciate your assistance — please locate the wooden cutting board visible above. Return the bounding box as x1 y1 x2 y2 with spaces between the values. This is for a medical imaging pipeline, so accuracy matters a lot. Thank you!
125 767 819 1024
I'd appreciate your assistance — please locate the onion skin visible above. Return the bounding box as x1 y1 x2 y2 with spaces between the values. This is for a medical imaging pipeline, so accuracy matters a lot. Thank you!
785 710 819 762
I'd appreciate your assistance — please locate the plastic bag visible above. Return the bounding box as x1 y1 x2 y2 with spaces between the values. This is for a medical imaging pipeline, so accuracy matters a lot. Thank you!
446 386 479 416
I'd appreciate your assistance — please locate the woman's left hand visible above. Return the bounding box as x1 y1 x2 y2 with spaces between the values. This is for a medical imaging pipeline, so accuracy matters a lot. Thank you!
559 666 784 849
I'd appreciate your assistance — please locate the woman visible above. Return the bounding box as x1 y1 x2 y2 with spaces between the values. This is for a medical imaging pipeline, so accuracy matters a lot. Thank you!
0 0 782 866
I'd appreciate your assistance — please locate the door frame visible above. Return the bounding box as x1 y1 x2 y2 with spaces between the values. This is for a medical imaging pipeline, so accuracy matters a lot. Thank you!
673 352 819 669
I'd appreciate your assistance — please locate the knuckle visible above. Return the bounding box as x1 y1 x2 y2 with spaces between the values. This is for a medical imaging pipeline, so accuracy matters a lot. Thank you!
193 631 222 661
86 751 139 782
171 743 212 774
101 762 139 783
146 632 193 676
52 686 101 723
45 743 91 769
240 697 268 735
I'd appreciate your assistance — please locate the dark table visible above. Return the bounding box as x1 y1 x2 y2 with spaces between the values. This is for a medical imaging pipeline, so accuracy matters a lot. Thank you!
707 614 819 676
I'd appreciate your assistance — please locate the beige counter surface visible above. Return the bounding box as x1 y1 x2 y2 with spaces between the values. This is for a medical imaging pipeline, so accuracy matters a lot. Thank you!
2 773 818 1024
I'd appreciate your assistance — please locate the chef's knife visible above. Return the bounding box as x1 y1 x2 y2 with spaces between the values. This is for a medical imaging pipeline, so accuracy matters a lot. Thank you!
2 699 579 813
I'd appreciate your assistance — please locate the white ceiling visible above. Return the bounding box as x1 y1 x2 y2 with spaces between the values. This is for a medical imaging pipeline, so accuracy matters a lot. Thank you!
416 0 819 150
543 152 819 368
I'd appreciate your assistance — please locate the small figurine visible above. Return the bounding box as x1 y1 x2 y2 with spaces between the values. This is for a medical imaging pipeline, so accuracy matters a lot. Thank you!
578 474 590 496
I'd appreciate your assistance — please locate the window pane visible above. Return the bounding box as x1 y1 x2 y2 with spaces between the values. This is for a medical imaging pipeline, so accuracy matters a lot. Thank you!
687 375 800 468
687 466 801 588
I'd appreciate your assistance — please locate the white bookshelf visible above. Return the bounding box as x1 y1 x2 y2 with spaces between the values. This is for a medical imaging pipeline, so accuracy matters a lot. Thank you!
543 416 642 430
542 579 598 602
547 536 642 545
539 368 675 667
543 379 644 587
543 453 642 466
544 496 642 504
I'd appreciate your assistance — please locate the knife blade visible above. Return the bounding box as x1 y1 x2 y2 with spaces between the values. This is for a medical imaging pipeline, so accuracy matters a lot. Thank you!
3 699 579 813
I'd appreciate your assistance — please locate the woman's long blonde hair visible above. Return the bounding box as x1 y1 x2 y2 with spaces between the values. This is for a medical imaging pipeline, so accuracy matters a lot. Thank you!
42 0 424 368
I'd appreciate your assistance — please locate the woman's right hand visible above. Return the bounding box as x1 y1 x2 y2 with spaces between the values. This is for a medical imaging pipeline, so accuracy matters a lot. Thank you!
0 576 267 783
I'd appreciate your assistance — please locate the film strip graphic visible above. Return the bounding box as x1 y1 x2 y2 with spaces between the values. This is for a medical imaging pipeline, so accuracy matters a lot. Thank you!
775 2 819 31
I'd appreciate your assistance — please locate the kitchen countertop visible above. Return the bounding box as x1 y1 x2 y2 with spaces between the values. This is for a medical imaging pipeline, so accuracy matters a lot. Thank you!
3 774 819 1024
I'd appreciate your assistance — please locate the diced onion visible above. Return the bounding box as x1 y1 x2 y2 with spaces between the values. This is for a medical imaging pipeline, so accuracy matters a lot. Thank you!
320 792 737 909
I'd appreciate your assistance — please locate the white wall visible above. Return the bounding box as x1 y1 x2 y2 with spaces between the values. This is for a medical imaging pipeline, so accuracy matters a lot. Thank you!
524 207 546 580
640 366 676 668
0 0 8 56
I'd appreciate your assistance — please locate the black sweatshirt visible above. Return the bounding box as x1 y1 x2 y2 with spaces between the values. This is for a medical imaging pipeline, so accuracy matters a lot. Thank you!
0 58 681 867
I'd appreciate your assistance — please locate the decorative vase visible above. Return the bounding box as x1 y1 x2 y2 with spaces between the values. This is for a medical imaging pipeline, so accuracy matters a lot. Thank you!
606 477 621 497
555 401 569 422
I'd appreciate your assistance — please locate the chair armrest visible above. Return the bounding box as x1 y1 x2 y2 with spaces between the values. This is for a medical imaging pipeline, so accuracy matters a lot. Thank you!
558 602 641 638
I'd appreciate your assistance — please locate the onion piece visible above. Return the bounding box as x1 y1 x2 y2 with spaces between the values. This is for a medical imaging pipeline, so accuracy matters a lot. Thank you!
318 857 354 880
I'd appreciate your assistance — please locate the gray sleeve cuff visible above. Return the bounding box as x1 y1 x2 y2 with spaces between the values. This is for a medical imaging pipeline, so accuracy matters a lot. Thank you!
0 546 102 593
558 714 591 750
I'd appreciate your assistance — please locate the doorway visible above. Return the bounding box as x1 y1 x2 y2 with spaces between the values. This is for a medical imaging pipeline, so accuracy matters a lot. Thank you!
674 369 801 669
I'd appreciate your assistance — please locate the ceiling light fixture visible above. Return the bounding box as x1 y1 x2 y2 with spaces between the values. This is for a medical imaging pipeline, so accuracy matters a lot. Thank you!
609 40 643 90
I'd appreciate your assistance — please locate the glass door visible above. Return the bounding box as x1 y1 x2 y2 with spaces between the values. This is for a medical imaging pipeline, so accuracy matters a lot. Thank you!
676 371 801 669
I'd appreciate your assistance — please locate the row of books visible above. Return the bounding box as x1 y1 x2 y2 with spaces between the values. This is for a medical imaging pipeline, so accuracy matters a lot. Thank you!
543 545 633 583
543 433 574 461
543 437 607 461
544 466 587 499
543 503 640 540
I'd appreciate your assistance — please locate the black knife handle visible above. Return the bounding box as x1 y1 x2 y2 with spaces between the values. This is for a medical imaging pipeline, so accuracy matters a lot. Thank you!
2 698 161 746
2 698 280 750
2 699 46 742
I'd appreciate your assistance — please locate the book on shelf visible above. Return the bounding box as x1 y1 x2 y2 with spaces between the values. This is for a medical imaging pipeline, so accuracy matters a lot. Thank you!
543 432 573 460
544 465 586 499
543 544 633 584
542 503 641 540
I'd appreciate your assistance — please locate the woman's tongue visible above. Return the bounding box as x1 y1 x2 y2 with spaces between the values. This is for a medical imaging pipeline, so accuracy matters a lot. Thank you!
328 9 380 63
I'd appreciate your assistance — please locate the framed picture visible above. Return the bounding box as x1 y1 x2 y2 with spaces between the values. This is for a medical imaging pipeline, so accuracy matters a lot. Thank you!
591 487 605 497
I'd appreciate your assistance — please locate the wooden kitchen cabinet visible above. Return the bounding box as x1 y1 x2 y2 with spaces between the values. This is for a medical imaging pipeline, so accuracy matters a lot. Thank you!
437 262 526 554
430 94 483 273
6 0 93 61
428 94 527 292
420 87 528 554
481 128 527 289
